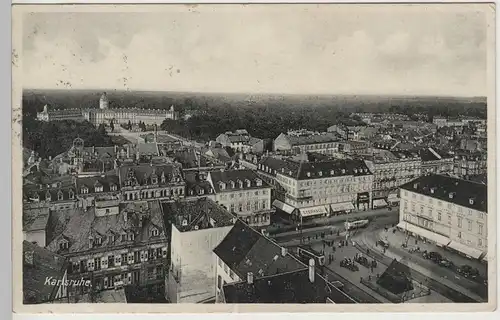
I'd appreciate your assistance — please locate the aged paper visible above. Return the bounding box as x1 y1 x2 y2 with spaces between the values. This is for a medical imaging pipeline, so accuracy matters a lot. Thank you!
12 3 497 313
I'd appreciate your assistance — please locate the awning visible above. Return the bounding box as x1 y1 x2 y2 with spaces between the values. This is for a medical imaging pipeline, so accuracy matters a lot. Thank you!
397 222 451 247
448 241 483 259
330 202 355 212
373 199 388 207
358 192 370 200
272 199 296 215
300 205 328 217
482 253 488 262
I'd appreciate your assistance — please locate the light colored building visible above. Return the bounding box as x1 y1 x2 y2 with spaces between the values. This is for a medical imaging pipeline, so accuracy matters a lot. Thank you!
364 150 421 208
164 198 235 303
216 130 264 154
398 175 487 261
23 207 50 247
273 130 340 155
258 157 373 220
207 169 274 227
453 151 488 178
36 105 85 122
418 147 454 175
46 201 168 299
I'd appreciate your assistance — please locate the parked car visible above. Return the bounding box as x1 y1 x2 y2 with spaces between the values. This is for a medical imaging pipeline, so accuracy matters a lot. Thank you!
423 251 442 263
438 259 454 268
376 240 389 248
457 265 480 279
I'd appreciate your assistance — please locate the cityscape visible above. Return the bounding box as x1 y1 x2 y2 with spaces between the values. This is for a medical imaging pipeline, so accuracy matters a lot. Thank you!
18 5 491 307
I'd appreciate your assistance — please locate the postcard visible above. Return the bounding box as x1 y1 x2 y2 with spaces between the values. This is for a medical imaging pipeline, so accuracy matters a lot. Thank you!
11 2 497 313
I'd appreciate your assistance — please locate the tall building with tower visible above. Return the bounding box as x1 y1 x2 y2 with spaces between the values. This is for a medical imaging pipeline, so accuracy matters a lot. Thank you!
99 92 109 110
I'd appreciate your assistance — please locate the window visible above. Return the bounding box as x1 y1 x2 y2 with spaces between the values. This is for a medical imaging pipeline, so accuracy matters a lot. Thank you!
122 253 128 264
478 223 483 235
458 231 462 239
218 257 222 267
468 220 472 231
151 228 159 237
238 203 243 212
224 264 228 274
217 275 222 290
262 200 267 209
58 191 63 201
479 239 483 246
230 204 235 212
59 241 68 250
458 217 463 228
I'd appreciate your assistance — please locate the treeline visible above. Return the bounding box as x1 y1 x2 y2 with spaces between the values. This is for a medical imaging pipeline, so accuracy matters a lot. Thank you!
23 118 113 159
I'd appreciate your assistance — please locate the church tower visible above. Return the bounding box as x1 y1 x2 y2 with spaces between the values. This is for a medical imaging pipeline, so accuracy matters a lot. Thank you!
99 92 109 109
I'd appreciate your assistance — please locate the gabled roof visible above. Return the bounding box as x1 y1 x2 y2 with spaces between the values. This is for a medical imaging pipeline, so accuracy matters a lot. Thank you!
223 269 356 304
76 175 120 194
118 164 184 187
209 169 269 193
213 220 304 279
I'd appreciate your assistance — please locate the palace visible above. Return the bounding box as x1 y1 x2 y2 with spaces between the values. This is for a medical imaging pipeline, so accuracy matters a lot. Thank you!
36 92 179 126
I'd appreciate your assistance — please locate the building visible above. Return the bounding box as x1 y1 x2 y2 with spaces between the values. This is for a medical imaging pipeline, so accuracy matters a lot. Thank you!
258 157 373 221
453 151 488 178
23 176 78 212
398 175 487 261
118 163 185 202
162 198 236 303
273 130 341 155
184 171 216 200
214 220 356 303
75 174 121 214
216 130 264 154
364 150 421 208
23 241 70 304
418 147 454 175
36 105 85 122
207 169 273 228
23 207 50 247
36 93 179 126
46 201 168 298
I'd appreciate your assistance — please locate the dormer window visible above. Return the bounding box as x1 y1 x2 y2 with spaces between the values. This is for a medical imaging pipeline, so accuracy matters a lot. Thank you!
151 228 159 237
182 219 188 226
307 172 311 177
198 189 205 195
238 180 243 188
121 233 127 241
95 236 102 246
208 187 213 194
341 169 346 174
318 171 323 177
161 172 166 183
330 170 335 175
110 234 115 243
128 233 135 241
59 240 69 250
151 176 158 185
81 186 89 194
110 184 117 191
354 169 358 174
289 170 292 176
230 180 235 188
245 179 251 187
95 185 103 192
469 198 475 205
57 191 64 201
255 179 262 187
69 190 74 199
45 191 52 201
219 182 226 190
430 187 436 194
449 192 456 199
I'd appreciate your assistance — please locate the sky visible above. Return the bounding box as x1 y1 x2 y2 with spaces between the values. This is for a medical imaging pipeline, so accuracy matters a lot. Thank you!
20 5 490 97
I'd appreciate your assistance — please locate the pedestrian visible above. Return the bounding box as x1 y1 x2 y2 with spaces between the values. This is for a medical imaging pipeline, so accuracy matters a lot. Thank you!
370 266 374 273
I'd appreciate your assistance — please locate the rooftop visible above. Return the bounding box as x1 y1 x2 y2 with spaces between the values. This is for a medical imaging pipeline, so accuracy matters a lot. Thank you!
162 198 235 232
223 269 356 304
278 132 341 146
23 241 68 304
209 169 270 193
400 174 487 212
118 163 184 187
213 220 305 279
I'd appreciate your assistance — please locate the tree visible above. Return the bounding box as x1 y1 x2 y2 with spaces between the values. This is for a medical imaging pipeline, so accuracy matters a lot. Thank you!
127 120 132 130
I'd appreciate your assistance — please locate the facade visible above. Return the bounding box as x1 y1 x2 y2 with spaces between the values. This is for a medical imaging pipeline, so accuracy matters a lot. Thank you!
398 175 487 261
75 174 121 214
23 177 79 212
216 130 264 154
364 150 421 207
207 169 273 227
23 207 50 247
453 151 488 178
36 95 179 126
418 147 454 175
118 164 186 202
163 198 235 303
23 241 69 304
46 201 168 298
258 157 373 220
273 130 340 155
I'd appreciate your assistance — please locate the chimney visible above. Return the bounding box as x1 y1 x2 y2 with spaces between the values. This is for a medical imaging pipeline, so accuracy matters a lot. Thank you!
247 272 254 284
308 258 315 283
281 247 287 257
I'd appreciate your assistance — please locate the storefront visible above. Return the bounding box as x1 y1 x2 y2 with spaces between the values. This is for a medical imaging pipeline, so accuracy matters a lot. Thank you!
447 241 484 260
396 222 451 247
357 192 370 211
330 202 355 215
299 205 329 220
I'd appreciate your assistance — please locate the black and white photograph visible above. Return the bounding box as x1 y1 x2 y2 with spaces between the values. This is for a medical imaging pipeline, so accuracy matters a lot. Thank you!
12 3 496 312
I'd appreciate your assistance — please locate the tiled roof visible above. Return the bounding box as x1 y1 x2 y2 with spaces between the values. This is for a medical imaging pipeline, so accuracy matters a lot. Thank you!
75 174 120 194
82 146 116 159
223 269 356 304
23 241 68 304
209 169 270 193
284 132 340 146
213 220 304 279
259 157 372 180
137 143 159 156
46 201 166 255
162 198 235 232
24 213 50 232
184 171 214 196
23 207 50 231
118 164 184 187
400 174 487 212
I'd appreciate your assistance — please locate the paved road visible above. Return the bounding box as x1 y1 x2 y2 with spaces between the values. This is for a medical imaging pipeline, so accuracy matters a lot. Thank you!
353 229 486 302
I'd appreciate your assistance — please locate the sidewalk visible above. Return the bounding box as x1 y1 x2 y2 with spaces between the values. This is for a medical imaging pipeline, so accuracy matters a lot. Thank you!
381 228 487 276
357 230 487 302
